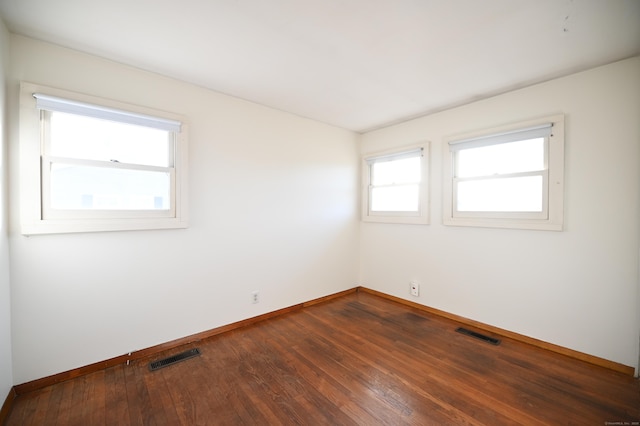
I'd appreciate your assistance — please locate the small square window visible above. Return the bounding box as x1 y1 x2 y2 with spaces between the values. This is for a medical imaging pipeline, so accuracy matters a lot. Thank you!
444 115 564 231
362 143 430 224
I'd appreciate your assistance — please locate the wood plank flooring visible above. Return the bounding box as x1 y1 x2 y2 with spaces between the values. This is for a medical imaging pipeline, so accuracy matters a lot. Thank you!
6 291 640 425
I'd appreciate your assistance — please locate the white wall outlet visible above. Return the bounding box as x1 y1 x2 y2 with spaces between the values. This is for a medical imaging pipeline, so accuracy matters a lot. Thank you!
251 291 259 304
410 281 419 297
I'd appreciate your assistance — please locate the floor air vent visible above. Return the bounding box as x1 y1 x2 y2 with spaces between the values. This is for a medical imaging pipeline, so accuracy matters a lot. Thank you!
456 327 501 345
149 348 201 371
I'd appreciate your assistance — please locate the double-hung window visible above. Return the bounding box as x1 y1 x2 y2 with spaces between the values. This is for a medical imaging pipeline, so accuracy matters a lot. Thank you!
362 143 429 224
443 115 564 231
20 83 188 234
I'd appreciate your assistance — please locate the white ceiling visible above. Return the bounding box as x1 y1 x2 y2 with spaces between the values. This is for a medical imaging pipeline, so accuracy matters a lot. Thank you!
1 0 639 132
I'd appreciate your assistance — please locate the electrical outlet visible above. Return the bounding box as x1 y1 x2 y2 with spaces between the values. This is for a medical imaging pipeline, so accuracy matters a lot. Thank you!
410 281 419 297
251 291 259 304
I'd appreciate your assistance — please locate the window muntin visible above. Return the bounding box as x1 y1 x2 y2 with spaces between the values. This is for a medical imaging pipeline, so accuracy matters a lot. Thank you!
362 144 430 224
443 116 564 231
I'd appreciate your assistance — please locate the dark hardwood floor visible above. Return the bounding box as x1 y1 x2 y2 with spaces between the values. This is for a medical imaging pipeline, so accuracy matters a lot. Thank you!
6 291 640 425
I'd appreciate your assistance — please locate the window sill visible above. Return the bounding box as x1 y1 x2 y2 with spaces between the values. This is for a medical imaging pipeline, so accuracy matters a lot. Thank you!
362 215 429 225
21 217 188 236
443 216 562 231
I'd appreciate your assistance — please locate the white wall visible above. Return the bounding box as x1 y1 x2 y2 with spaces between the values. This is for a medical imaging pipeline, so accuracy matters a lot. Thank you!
0 17 14 400
360 57 640 371
7 35 360 384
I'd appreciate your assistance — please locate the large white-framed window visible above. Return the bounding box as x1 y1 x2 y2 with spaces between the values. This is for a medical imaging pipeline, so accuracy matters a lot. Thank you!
362 142 429 224
443 114 564 231
20 82 189 235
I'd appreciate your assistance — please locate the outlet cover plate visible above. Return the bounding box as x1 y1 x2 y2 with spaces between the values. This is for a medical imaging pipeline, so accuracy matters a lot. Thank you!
410 282 419 297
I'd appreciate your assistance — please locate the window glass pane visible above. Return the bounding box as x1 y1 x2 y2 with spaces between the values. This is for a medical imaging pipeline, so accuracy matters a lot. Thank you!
457 176 543 212
457 138 544 178
372 157 420 185
371 185 419 212
50 111 171 167
50 164 170 210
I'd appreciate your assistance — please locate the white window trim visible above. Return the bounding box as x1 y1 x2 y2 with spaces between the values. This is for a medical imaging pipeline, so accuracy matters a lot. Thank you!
443 114 564 231
361 142 430 225
19 82 189 235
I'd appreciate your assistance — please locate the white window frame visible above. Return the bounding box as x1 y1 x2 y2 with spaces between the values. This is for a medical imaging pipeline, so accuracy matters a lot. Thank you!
361 142 430 225
443 114 564 231
19 82 189 235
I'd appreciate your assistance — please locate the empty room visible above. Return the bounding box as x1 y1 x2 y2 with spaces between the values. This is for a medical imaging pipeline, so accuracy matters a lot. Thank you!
0 0 639 424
